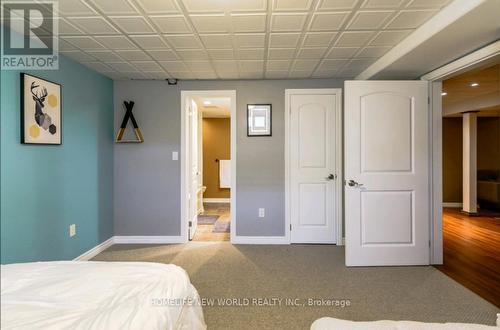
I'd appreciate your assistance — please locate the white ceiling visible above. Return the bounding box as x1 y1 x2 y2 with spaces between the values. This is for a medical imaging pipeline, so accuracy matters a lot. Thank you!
48 0 453 80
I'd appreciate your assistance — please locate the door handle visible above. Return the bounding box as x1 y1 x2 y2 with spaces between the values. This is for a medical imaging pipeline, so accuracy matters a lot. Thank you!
347 180 363 188
326 174 336 181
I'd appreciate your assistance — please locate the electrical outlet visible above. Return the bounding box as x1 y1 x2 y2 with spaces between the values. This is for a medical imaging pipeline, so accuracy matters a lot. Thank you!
258 208 265 218
69 224 76 237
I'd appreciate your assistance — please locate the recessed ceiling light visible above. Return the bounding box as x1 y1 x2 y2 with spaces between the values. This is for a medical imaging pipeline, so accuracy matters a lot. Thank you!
203 101 211 106
470 82 479 87
441 92 447 96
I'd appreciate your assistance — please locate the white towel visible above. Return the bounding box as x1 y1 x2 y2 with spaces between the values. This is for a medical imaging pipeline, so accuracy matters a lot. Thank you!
219 160 231 188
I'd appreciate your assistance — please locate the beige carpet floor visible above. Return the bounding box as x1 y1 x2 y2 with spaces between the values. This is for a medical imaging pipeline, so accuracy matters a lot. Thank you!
92 243 499 329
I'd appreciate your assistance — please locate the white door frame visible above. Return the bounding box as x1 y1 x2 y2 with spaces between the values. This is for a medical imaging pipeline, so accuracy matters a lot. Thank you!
180 90 237 243
420 40 500 264
285 88 343 245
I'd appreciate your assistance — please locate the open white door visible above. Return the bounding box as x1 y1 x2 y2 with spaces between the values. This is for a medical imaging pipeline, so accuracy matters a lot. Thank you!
345 81 429 266
188 100 199 240
288 89 341 244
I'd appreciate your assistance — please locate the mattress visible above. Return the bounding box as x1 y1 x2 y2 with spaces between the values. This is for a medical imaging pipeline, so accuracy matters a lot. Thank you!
1 261 206 330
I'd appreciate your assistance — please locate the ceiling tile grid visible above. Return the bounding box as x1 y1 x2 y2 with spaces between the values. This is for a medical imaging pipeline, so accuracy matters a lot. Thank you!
51 0 452 80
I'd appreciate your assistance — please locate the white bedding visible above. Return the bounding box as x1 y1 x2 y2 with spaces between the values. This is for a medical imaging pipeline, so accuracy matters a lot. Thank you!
1 261 206 330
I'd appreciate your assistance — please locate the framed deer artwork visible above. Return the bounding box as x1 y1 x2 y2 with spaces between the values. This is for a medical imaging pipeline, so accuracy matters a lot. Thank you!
21 73 62 145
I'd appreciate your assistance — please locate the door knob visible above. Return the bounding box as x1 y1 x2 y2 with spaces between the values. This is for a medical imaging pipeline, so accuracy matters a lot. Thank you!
326 174 336 180
347 180 363 187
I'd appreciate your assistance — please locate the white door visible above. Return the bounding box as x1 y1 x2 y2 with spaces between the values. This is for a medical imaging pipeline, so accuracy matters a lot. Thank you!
290 90 340 243
188 100 199 240
345 81 429 266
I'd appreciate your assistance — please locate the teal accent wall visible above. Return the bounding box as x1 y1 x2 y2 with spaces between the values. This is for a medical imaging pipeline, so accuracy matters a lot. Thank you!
1 56 114 263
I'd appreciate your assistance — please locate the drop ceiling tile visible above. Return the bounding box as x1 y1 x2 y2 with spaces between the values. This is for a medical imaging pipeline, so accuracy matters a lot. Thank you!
59 18 84 35
289 70 313 78
62 36 106 50
145 71 171 79
159 61 189 71
230 14 267 33
91 0 138 15
213 61 238 72
336 67 362 77
267 60 291 70
347 58 375 70
147 50 179 61
312 69 338 77
107 62 139 72
271 13 308 32
297 47 328 59
238 60 264 72
269 33 301 48
234 34 266 48
318 0 357 10
110 17 155 34
292 59 320 70
309 12 349 31
265 71 289 79
369 29 411 46
346 11 394 30
60 50 97 62
335 31 373 47
326 47 359 58
190 15 229 33
199 34 232 49
361 0 405 8
317 58 349 70
239 72 264 79
217 71 240 79
181 0 226 12
207 49 235 59
130 61 164 71
95 36 137 49
70 17 120 35
356 46 390 57
406 0 451 8
135 0 179 13
130 35 169 49
273 0 313 11
195 71 218 79
60 40 78 51
121 71 147 79
115 50 151 61
82 61 115 72
185 61 214 71
176 49 210 60
268 48 296 59
150 16 192 33
386 10 437 29
302 32 337 47
58 0 97 16
86 50 123 62
237 48 265 60
164 34 203 49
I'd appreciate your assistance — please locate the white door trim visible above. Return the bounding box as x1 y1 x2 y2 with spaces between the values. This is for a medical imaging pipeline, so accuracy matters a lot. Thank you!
181 90 237 243
420 41 499 265
285 88 343 245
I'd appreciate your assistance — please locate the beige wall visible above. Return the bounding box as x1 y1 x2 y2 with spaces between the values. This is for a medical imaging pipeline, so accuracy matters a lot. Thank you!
442 116 500 203
443 117 463 203
203 118 230 198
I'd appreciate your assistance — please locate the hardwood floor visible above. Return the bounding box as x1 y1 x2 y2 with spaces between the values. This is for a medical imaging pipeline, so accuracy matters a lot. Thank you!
435 208 500 307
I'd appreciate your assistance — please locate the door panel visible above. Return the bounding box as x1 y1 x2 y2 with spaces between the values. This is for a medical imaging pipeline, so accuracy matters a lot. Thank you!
345 81 429 266
290 92 338 243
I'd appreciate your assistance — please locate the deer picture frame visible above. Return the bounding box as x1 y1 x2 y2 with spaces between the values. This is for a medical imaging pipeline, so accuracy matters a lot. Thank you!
21 73 62 145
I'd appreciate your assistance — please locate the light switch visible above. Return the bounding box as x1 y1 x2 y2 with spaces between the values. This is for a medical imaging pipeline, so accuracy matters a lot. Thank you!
172 151 178 160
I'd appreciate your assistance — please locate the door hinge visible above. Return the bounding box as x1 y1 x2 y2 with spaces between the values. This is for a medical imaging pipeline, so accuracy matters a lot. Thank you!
189 221 192 227
428 97 430 105
290 224 292 231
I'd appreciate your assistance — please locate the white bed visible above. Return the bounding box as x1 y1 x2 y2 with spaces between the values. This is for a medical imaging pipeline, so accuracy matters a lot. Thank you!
1 261 206 330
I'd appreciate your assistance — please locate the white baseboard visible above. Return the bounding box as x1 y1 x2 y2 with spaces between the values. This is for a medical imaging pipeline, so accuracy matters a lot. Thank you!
443 202 462 208
203 198 230 203
74 237 114 261
232 235 289 245
113 236 185 244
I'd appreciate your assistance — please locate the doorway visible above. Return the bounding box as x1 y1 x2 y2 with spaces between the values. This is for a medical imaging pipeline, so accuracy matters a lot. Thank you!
181 90 237 243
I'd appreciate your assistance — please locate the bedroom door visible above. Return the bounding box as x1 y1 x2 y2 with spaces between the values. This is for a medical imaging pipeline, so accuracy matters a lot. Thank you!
289 89 341 244
344 81 429 266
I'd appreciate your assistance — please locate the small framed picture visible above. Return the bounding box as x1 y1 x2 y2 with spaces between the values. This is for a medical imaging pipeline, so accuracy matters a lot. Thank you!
21 73 62 145
247 104 271 137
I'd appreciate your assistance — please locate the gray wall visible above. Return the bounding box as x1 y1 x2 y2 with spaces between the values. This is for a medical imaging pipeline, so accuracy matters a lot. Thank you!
114 79 344 237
